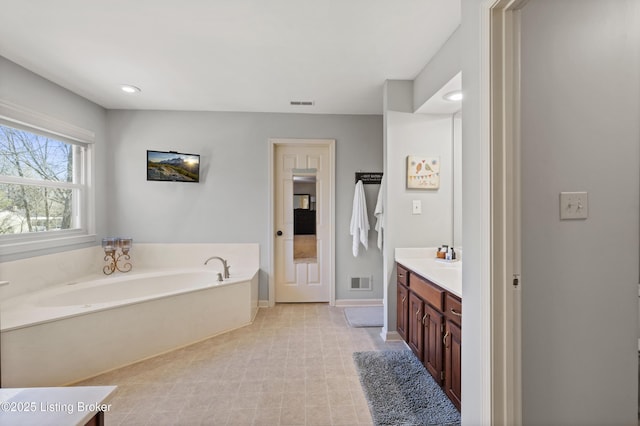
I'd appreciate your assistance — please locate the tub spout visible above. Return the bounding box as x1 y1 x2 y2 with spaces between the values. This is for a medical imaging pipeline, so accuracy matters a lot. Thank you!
204 256 231 278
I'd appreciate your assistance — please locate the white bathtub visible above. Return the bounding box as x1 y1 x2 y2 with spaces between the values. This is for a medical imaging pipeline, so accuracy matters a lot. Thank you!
1 267 259 387
38 270 229 307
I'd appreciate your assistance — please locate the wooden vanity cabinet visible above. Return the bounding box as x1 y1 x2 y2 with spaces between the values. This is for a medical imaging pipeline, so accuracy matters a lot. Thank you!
396 265 409 341
396 262 461 411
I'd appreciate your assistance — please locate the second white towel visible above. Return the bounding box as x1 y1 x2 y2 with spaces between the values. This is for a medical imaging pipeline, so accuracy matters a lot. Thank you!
374 176 384 250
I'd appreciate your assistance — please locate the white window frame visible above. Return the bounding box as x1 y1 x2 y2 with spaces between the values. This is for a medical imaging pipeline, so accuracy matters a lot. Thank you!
0 100 96 256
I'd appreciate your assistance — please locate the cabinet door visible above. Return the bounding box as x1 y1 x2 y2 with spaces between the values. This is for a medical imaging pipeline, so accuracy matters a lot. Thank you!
422 303 444 385
397 283 409 341
444 319 462 410
408 292 424 361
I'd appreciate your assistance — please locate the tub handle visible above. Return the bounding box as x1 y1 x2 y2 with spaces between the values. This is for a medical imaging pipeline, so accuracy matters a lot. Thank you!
217 273 223 282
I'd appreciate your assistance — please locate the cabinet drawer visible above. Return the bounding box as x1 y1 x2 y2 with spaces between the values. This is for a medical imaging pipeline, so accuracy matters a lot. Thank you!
445 293 462 325
409 274 443 311
397 264 409 287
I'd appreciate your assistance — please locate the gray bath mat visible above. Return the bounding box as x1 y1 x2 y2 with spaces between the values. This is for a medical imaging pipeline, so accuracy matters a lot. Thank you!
344 306 383 327
353 350 460 426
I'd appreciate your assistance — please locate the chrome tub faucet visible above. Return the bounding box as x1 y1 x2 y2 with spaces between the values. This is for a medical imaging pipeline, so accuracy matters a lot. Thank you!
204 256 231 278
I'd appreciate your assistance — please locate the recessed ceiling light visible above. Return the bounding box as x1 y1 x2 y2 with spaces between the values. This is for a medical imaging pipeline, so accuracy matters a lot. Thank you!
443 90 463 102
120 84 141 94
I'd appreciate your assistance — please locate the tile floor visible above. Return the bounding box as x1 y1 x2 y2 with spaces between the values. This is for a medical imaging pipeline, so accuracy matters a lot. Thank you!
76 303 407 425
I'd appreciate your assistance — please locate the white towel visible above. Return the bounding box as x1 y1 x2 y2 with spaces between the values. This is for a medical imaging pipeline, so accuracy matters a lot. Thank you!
374 176 384 250
350 180 369 256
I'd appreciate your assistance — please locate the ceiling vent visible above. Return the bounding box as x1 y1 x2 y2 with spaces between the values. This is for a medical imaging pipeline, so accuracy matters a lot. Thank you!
290 101 315 106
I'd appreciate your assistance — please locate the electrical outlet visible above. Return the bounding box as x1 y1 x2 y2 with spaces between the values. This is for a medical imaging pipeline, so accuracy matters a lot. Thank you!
559 192 588 220
412 200 422 215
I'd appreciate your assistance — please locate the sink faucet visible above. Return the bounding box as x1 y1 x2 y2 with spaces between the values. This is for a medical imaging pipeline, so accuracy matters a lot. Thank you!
204 256 230 278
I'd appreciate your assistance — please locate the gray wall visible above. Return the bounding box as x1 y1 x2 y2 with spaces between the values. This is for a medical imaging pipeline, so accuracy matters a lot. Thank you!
520 0 639 423
106 110 384 301
0 56 108 261
413 27 462 112
460 0 640 423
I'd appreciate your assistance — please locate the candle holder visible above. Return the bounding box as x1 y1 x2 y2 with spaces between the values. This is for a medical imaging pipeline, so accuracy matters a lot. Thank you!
102 237 133 275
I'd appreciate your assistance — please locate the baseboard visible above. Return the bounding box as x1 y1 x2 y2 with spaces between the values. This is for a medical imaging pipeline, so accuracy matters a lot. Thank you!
260 299 382 308
380 329 403 342
335 298 383 307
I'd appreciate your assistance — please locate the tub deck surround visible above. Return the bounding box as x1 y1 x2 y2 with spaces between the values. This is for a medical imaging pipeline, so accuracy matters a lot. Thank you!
0 246 104 301
0 243 260 388
1 268 254 332
0 386 116 426
0 242 260 301
395 247 461 297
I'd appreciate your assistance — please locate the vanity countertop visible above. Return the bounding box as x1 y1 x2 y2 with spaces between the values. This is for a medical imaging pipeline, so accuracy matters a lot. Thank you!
395 248 461 298
0 385 117 426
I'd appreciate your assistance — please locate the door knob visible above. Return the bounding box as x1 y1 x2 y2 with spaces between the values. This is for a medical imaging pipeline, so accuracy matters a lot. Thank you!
276 230 283 236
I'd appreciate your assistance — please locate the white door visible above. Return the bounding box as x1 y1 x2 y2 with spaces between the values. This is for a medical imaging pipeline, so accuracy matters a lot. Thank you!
274 142 332 302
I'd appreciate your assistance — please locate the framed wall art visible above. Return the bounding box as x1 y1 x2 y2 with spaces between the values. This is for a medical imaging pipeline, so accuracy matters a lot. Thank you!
407 156 440 189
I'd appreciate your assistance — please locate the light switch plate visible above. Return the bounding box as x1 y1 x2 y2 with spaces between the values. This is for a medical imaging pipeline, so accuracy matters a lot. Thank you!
412 200 422 215
560 192 588 220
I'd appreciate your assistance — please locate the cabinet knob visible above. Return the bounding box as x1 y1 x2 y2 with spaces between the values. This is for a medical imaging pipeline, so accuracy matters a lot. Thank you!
422 312 428 325
450 309 462 317
401 296 406 303
443 330 450 348
415 308 421 318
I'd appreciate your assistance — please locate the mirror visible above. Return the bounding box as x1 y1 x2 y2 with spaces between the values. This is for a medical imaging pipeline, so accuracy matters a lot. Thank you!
293 175 317 262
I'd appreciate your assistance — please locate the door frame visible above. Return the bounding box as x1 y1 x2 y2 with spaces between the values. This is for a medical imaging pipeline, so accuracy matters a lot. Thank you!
268 138 336 307
487 0 527 424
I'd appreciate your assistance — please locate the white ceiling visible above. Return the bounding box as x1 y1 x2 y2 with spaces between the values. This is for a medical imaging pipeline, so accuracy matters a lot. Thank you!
0 1 460 115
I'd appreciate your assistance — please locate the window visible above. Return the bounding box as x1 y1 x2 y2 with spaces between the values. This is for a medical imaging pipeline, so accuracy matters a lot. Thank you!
0 101 95 255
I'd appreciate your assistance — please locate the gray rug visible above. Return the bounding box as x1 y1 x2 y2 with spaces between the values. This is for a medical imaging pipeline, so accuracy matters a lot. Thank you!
344 306 384 327
353 350 461 426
